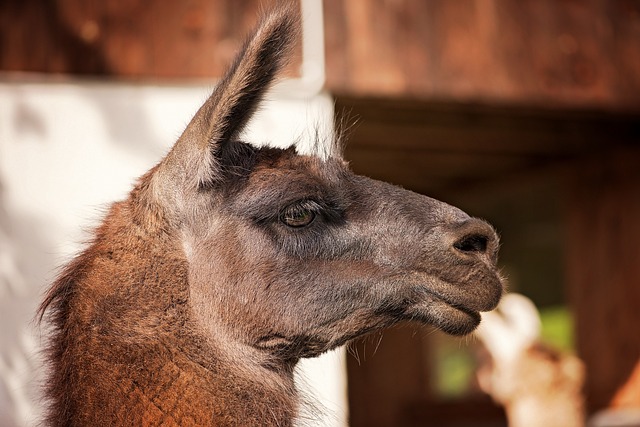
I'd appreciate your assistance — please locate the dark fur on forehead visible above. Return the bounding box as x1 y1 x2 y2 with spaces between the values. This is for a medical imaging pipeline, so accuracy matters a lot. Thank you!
213 137 348 190
217 142 351 220
212 141 294 190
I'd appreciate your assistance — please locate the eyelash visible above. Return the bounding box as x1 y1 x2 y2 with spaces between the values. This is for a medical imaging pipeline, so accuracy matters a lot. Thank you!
279 200 321 228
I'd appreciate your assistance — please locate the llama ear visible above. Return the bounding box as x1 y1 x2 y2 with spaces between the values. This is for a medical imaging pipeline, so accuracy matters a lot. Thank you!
155 4 299 191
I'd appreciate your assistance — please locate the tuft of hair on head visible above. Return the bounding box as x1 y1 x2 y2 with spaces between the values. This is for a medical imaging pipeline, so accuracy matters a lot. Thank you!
290 107 358 162
333 107 360 158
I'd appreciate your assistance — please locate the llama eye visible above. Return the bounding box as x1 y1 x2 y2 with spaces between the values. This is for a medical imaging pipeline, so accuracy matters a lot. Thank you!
280 203 316 228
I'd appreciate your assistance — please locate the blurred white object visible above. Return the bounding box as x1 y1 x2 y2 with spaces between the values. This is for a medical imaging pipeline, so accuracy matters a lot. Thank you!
475 293 585 427
589 407 640 427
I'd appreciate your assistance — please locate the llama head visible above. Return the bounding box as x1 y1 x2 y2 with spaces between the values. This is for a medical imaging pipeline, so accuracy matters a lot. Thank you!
138 4 503 363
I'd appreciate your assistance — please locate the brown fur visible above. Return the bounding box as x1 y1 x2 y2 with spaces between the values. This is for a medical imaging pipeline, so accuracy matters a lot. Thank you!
39 4 503 426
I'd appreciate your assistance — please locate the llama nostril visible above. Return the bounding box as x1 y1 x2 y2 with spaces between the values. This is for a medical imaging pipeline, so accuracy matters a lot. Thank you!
449 218 498 259
454 234 489 254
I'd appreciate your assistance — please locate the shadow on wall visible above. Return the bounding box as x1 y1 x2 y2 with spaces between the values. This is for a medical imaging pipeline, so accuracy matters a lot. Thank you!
0 183 52 426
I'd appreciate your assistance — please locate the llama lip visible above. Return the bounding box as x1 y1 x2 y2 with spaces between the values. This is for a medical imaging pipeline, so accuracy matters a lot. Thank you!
405 290 483 336
397 268 503 335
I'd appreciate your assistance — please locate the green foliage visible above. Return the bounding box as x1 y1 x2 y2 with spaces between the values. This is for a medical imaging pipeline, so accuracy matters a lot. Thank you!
431 334 476 399
539 305 575 352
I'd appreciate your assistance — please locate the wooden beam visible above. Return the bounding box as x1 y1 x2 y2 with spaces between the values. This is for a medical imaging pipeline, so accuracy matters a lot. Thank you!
564 146 640 412
324 0 640 111
338 96 640 198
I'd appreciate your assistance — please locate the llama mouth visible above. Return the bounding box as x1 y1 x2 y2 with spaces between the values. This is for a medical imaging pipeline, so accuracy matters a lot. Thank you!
400 268 503 336
404 291 483 336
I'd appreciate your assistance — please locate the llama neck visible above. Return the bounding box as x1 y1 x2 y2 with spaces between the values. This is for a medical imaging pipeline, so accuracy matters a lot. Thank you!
47 325 299 426
43 201 300 426
76 337 298 426
47 268 300 426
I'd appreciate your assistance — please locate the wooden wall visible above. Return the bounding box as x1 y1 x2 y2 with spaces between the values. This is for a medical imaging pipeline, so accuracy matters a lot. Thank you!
341 98 640 424
0 0 280 78
565 147 640 411
2 0 640 111
2 0 640 422
323 0 640 110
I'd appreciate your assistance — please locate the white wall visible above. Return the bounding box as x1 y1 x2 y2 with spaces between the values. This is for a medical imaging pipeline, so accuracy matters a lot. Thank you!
0 79 347 426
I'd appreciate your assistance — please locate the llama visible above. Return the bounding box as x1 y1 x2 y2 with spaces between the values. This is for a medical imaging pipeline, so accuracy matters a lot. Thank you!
38 4 503 426
475 293 585 427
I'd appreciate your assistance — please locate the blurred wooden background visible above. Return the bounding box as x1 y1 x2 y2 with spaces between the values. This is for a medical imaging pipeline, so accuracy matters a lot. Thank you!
2 1 639 426
2 0 640 109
